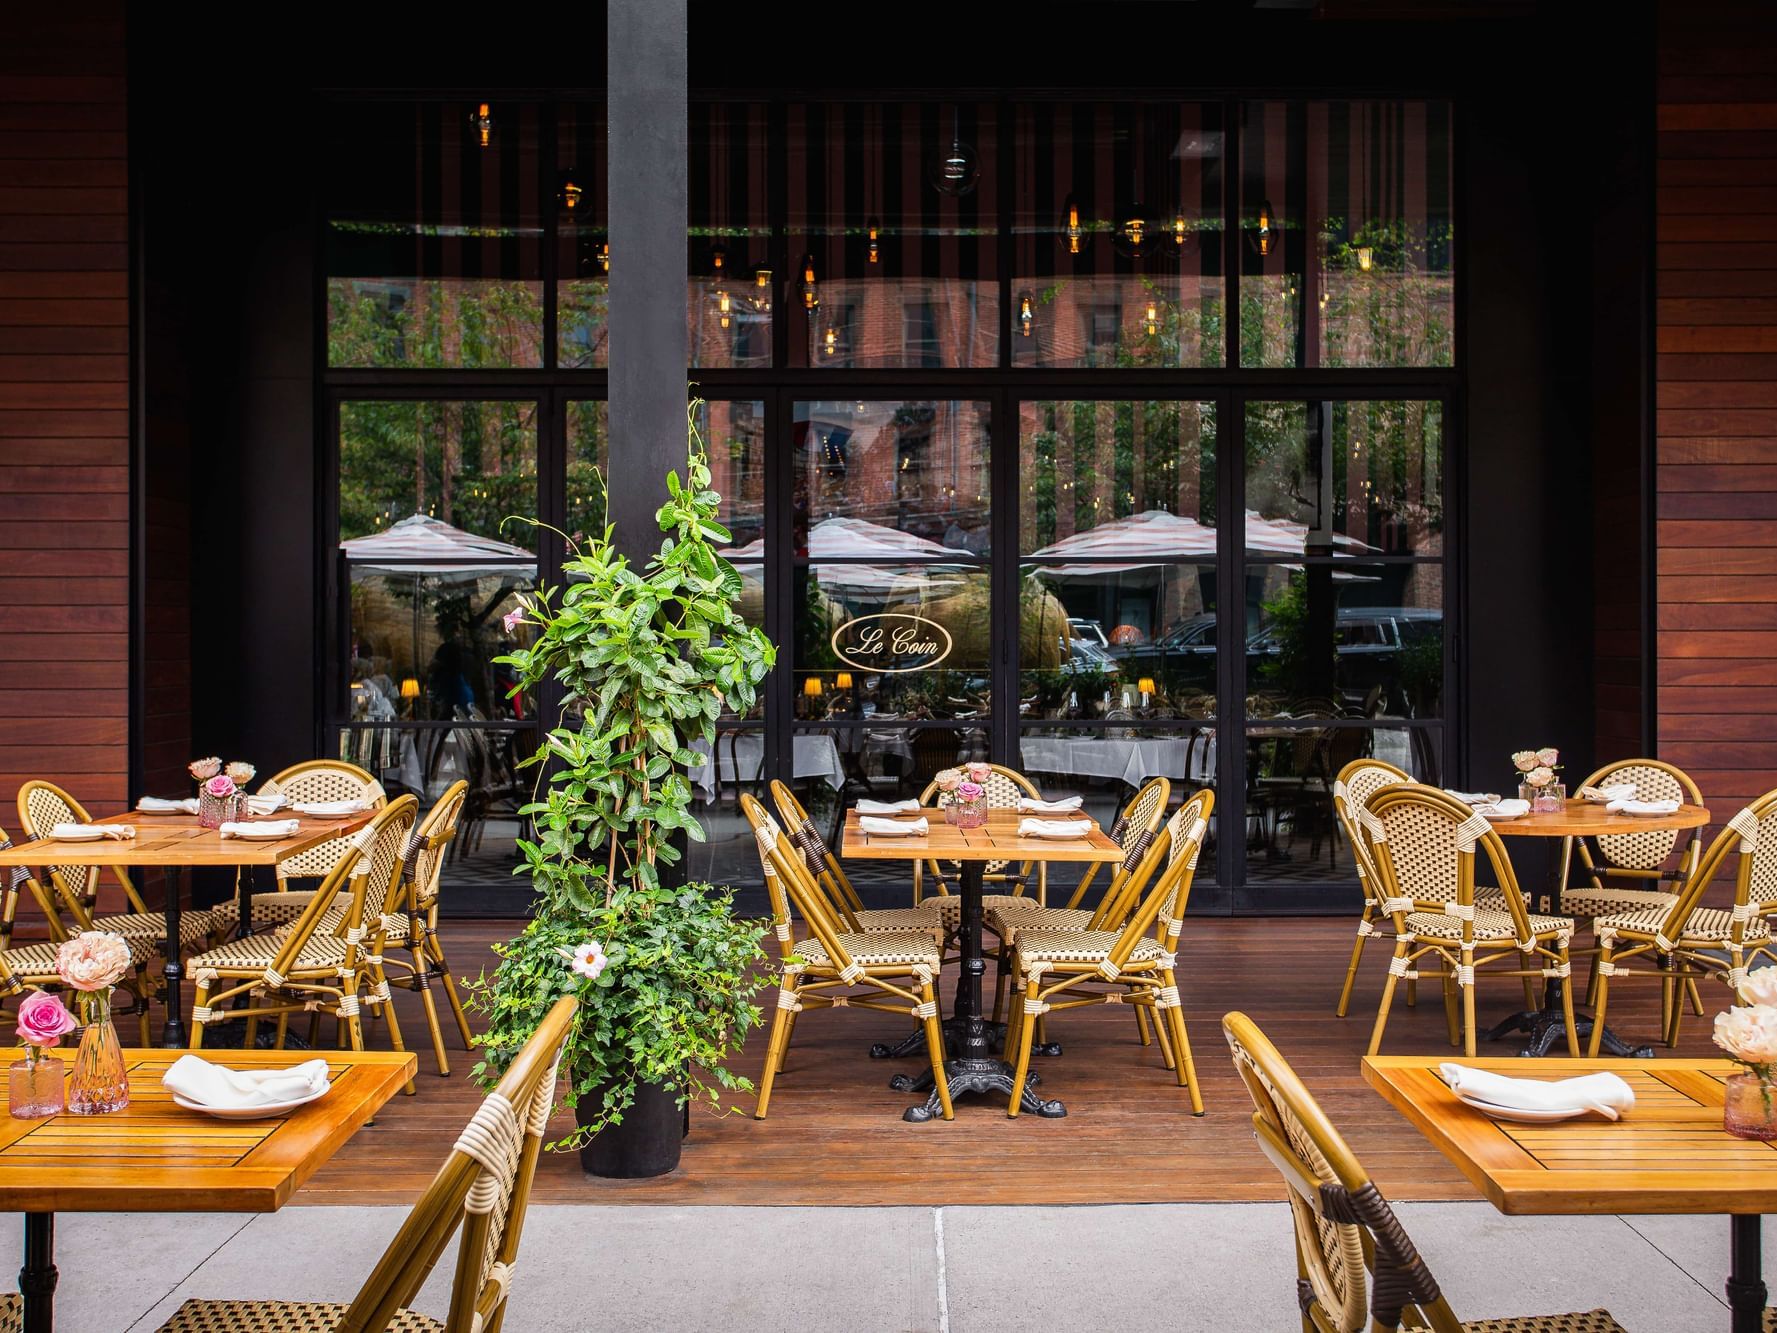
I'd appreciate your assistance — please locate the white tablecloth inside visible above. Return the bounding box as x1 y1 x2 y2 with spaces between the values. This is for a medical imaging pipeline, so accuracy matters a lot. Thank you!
1018 734 1216 788
691 733 845 795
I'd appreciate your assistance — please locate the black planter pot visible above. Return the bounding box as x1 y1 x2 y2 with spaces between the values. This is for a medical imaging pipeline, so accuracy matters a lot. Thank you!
578 1077 685 1178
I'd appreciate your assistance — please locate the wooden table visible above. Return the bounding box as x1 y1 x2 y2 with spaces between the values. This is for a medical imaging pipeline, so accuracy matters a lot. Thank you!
1486 800 1711 1057
840 807 1124 1121
0 811 375 1047
2 1046 416 1333
1364 1054 1775 1332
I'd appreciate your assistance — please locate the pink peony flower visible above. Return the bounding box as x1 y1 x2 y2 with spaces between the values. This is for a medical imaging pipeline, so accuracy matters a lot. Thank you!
1525 766 1554 789
55 932 130 992
965 762 992 783
224 761 254 786
15 991 77 1049
1536 747 1559 767
1511 751 1538 773
188 756 221 781
933 769 963 792
1744 967 1777 1009
203 774 236 799
956 781 985 801
1715 1004 1777 1068
502 606 526 634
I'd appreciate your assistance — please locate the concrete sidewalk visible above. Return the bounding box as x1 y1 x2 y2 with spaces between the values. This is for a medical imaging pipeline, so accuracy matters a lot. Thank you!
2 1202 1760 1331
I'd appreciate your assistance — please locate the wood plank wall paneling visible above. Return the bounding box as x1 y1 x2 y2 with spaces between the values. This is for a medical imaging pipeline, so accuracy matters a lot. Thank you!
0 9 130 818
1658 2 1777 820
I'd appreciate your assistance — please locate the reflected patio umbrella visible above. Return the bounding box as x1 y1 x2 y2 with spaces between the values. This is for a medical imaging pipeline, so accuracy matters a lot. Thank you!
1026 508 1375 578
721 515 974 598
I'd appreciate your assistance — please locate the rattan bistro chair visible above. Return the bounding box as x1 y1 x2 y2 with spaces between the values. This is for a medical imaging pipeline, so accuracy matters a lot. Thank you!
208 760 388 935
767 780 946 934
17 780 221 951
739 793 953 1121
1003 793 1213 1117
186 797 419 1088
1331 759 1411 1017
157 994 575 1333
1364 785 1580 1059
1587 789 1777 1057
1223 1011 1625 1333
912 764 1050 928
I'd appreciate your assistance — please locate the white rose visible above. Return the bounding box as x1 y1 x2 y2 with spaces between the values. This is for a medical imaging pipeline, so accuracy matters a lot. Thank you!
1512 751 1539 773
1741 967 1777 1009
1714 1004 1777 1067
1536 747 1559 767
1525 766 1554 789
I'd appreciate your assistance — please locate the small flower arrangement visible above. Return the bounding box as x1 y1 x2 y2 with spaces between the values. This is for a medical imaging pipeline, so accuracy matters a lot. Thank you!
1716 969 1777 1139
15 992 77 1052
55 930 132 1116
190 756 254 829
56 931 130 992
1512 747 1564 811
9 991 75 1119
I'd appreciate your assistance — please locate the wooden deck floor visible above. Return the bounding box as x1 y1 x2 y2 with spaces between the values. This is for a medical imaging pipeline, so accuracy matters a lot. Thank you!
293 916 1718 1207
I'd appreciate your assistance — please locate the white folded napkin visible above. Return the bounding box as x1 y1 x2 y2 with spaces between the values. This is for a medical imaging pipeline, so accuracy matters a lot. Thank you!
1017 817 1093 839
244 792 287 815
1607 797 1680 816
1440 1063 1635 1120
1443 789 1502 806
856 799 921 816
1472 798 1530 820
859 816 928 836
1581 783 1636 804
162 1054 330 1109
135 796 199 814
219 819 299 839
50 822 134 840
292 799 370 817
1018 796 1084 814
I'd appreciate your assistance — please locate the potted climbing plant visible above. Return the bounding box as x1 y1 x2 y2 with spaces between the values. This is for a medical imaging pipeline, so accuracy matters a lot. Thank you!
468 401 776 1178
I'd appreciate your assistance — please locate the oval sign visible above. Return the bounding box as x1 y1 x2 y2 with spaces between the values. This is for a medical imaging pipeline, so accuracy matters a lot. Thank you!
830 613 953 675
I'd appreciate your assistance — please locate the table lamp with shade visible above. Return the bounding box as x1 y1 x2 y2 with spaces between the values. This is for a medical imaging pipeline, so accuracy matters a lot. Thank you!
400 677 420 718
1137 677 1155 708
802 676 823 718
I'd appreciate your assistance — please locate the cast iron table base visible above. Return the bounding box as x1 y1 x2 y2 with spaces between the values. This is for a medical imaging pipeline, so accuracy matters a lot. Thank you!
892 860 1067 1120
20 1212 54 1333
159 862 263 1048
1730 1215 1765 1333
871 1016 1063 1061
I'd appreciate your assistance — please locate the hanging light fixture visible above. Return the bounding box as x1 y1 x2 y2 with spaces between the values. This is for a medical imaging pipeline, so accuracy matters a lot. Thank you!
1257 199 1273 257
1061 192 1086 256
717 288 733 330
597 241 610 274
823 327 838 357
1173 215 1188 248
1145 302 1160 337
1018 291 1035 338
866 217 881 266
749 265 773 313
558 168 583 215
801 254 819 312
471 102 494 149
928 107 978 197
1356 245 1373 273
1114 205 1153 261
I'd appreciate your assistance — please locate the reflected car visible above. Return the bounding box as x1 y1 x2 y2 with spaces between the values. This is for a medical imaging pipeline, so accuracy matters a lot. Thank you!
1109 612 1219 693
1246 607 1442 711
1067 617 1109 648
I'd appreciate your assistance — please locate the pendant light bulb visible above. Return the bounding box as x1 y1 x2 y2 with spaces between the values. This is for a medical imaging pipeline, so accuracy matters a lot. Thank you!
866 217 880 265
1063 193 1085 256
472 102 493 149
823 327 838 357
1145 302 1159 337
717 288 732 330
1356 245 1373 272
1018 290 1034 338
1257 199 1273 257
1173 216 1187 247
597 241 610 274
801 254 819 312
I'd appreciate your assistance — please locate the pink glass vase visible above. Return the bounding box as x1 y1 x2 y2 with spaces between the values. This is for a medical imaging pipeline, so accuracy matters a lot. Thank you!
9 1049 63 1119
66 989 128 1115
954 797 987 830
1724 1072 1777 1141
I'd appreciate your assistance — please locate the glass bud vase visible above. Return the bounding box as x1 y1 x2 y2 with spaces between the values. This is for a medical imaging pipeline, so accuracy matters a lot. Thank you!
942 797 959 825
9 1049 63 1119
954 797 987 830
67 989 129 1115
1724 1072 1777 1141
197 788 228 829
1520 781 1566 814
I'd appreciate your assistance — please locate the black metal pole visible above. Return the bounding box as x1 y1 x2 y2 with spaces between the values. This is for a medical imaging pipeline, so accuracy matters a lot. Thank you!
1729 1214 1765 1333
20 1212 55 1333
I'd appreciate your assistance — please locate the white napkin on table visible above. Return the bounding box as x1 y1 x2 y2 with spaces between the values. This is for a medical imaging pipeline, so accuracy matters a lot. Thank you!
1018 796 1083 814
219 819 299 839
135 796 199 814
1581 783 1636 804
162 1054 330 1109
292 799 370 817
856 799 921 816
859 816 928 837
1440 1063 1635 1120
244 792 287 815
1472 798 1530 820
1017 817 1093 840
1443 790 1502 806
1607 797 1680 816
50 823 134 840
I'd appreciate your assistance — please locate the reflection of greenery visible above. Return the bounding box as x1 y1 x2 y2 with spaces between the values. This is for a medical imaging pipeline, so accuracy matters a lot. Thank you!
1255 572 1329 697
327 278 542 369
338 399 537 541
1398 627 1442 717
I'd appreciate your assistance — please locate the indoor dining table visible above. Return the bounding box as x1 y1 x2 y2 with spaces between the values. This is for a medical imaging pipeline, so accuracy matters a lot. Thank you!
0 809 376 1047
1482 798 1710 1057
1364 1053 1776 1333
0 1046 415 1333
840 807 1123 1121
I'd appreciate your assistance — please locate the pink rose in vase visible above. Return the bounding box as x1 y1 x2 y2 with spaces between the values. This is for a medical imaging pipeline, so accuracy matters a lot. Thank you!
953 780 987 828
964 762 992 784
15 992 76 1050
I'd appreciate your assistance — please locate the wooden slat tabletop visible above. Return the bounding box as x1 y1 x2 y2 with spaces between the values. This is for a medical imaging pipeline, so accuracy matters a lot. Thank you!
0 810 373 868
1362 1055 1777 1215
1486 799 1710 838
839 807 1125 863
0 1048 416 1212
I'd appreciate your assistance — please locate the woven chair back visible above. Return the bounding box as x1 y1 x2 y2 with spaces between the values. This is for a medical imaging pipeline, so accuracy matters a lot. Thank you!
740 794 800 960
268 796 418 975
768 779 865 920
1654 789 1777 942
0 824 68 945
1366 785 1534 942
1332 759 1409 905
18 780 98 909
261 761 388 881
406 781 469 916
1074 778 1172 926
337 993 575 1333
1577 758 1702 873
1222 1011 1460 1333
1106 793 1213 968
